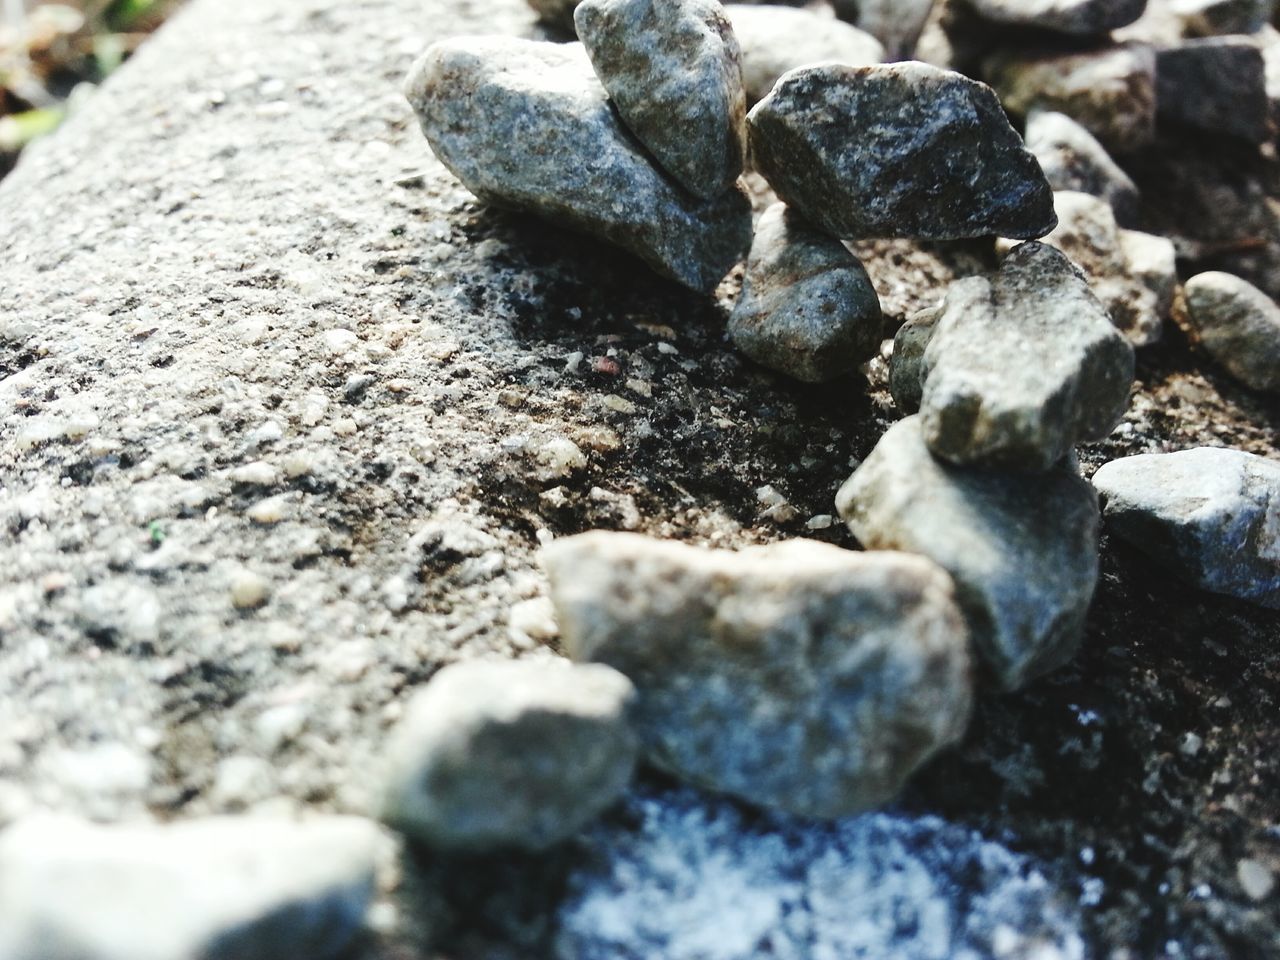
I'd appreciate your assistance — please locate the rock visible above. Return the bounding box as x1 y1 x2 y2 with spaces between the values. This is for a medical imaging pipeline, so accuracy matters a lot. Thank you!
962 0 1147 34
1093 448 1280 608
727 203 883 381
726 5 885 105
832 0 937 60
1173 0 1274 36
1002 190 1173 346
1238 858 1277 901
575 0 746 200
542 533 973 819
0 815 379 960
889 304 941 414
527 0 579 33
746 61 1056 241
836 416 1101 691
378 658 638 850
1155 37 1271 144
912 242 1134 471
987 43 1158 152
405 37 752 293
1023 110 1141 224
1184 271 1280 391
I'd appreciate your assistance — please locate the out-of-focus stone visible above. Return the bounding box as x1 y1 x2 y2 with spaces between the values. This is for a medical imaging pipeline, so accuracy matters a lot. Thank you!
962 0 1147 35
1184 271 1280 391
1156 37 1271 144
1024 110 1140 224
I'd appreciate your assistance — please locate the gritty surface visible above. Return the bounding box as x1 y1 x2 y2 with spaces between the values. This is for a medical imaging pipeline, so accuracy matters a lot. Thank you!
0 0 1278 957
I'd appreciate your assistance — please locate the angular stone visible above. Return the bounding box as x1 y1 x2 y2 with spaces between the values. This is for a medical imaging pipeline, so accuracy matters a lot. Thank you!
889 303 941 414
728 203 883 381
1093 448 1280 608
914 242 1135 471
1156 37 1271 144
405 37 752 293
962 0 1147 35
1173 0 1274 36
988 43 1158 152
0 815 379 960
1024 110 1141 224
836 416 1101 691
1184 271 1280 392
542 533 973 820
746 62 1056 241
726 5 885 105
378 658 637 851
831 0 937 60
575 0 746 200
1002 191 1173 346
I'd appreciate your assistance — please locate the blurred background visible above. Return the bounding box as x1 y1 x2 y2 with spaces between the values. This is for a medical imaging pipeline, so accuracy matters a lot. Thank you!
0 0 181 178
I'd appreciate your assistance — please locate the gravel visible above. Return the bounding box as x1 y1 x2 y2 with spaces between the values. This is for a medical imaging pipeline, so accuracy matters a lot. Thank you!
1023 110 1141 225
1184 270 1280 391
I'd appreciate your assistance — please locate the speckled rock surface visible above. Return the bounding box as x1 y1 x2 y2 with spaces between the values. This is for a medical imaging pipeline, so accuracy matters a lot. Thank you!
378 657 637 851
1094 448 1280 608
1156 36 1271 143
1007 190 1174 346
747 61 1056 241
913 242 1134 470
962 0 1147 35
836 416 1101 691
725 5 885 104
1 0 1280 956
575 0 745 199
728 203 883 382
544 533 973 819
988 43 1158 151
0 814 380 960
405 37 752 292
1185 270 1280 391
1024 110 1141 224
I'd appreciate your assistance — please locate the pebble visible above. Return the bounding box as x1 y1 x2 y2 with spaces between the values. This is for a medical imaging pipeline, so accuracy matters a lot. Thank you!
543 533 973 819
836 416 1101 691
0 814 379 960
1238 858 1276 901
963 0 1147 35
911 242 1134 471
889 304 940 415
229 568 272 609
728 203 883 382
231 460 279 486
834 0 934 60
725 5 885 105
1004 191 1174 347
1156 37 1271 144
1023 110 1141 224
575 0 746 199
405 38 752 293
1184 271 1280 392
1093 448 1280 608
746 61 1055 241
526 0 578 33
378 658 638 850
1174 0 1274 36
247 494 289 524
988 43 1157 151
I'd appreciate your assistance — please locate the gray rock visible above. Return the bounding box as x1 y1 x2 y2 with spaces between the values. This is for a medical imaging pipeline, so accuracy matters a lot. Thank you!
746 61 1056 241
832 0 937 60
1024 110 1141 224
575 0 746 200
0 815 379 960
726 5 885 105
1002 191 1173 346
542 533 973 819
1093 448 1280 608
727 203 883 381
889 304 942 414
962 0 1148 34
1184 271 1280 391
1173 0 1274 36
1156 37 1271 143
379 658 638 851
527 0 579 33
914 241 1135 471
404 37 752 293
836 416 1101 691
988 43 1158 152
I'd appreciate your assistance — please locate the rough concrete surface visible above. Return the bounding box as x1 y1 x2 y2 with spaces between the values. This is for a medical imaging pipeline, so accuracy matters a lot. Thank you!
0 0 1279 957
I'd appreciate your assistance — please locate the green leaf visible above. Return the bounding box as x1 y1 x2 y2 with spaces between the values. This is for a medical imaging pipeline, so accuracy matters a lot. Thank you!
0 107 66 153
105 0 159 31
